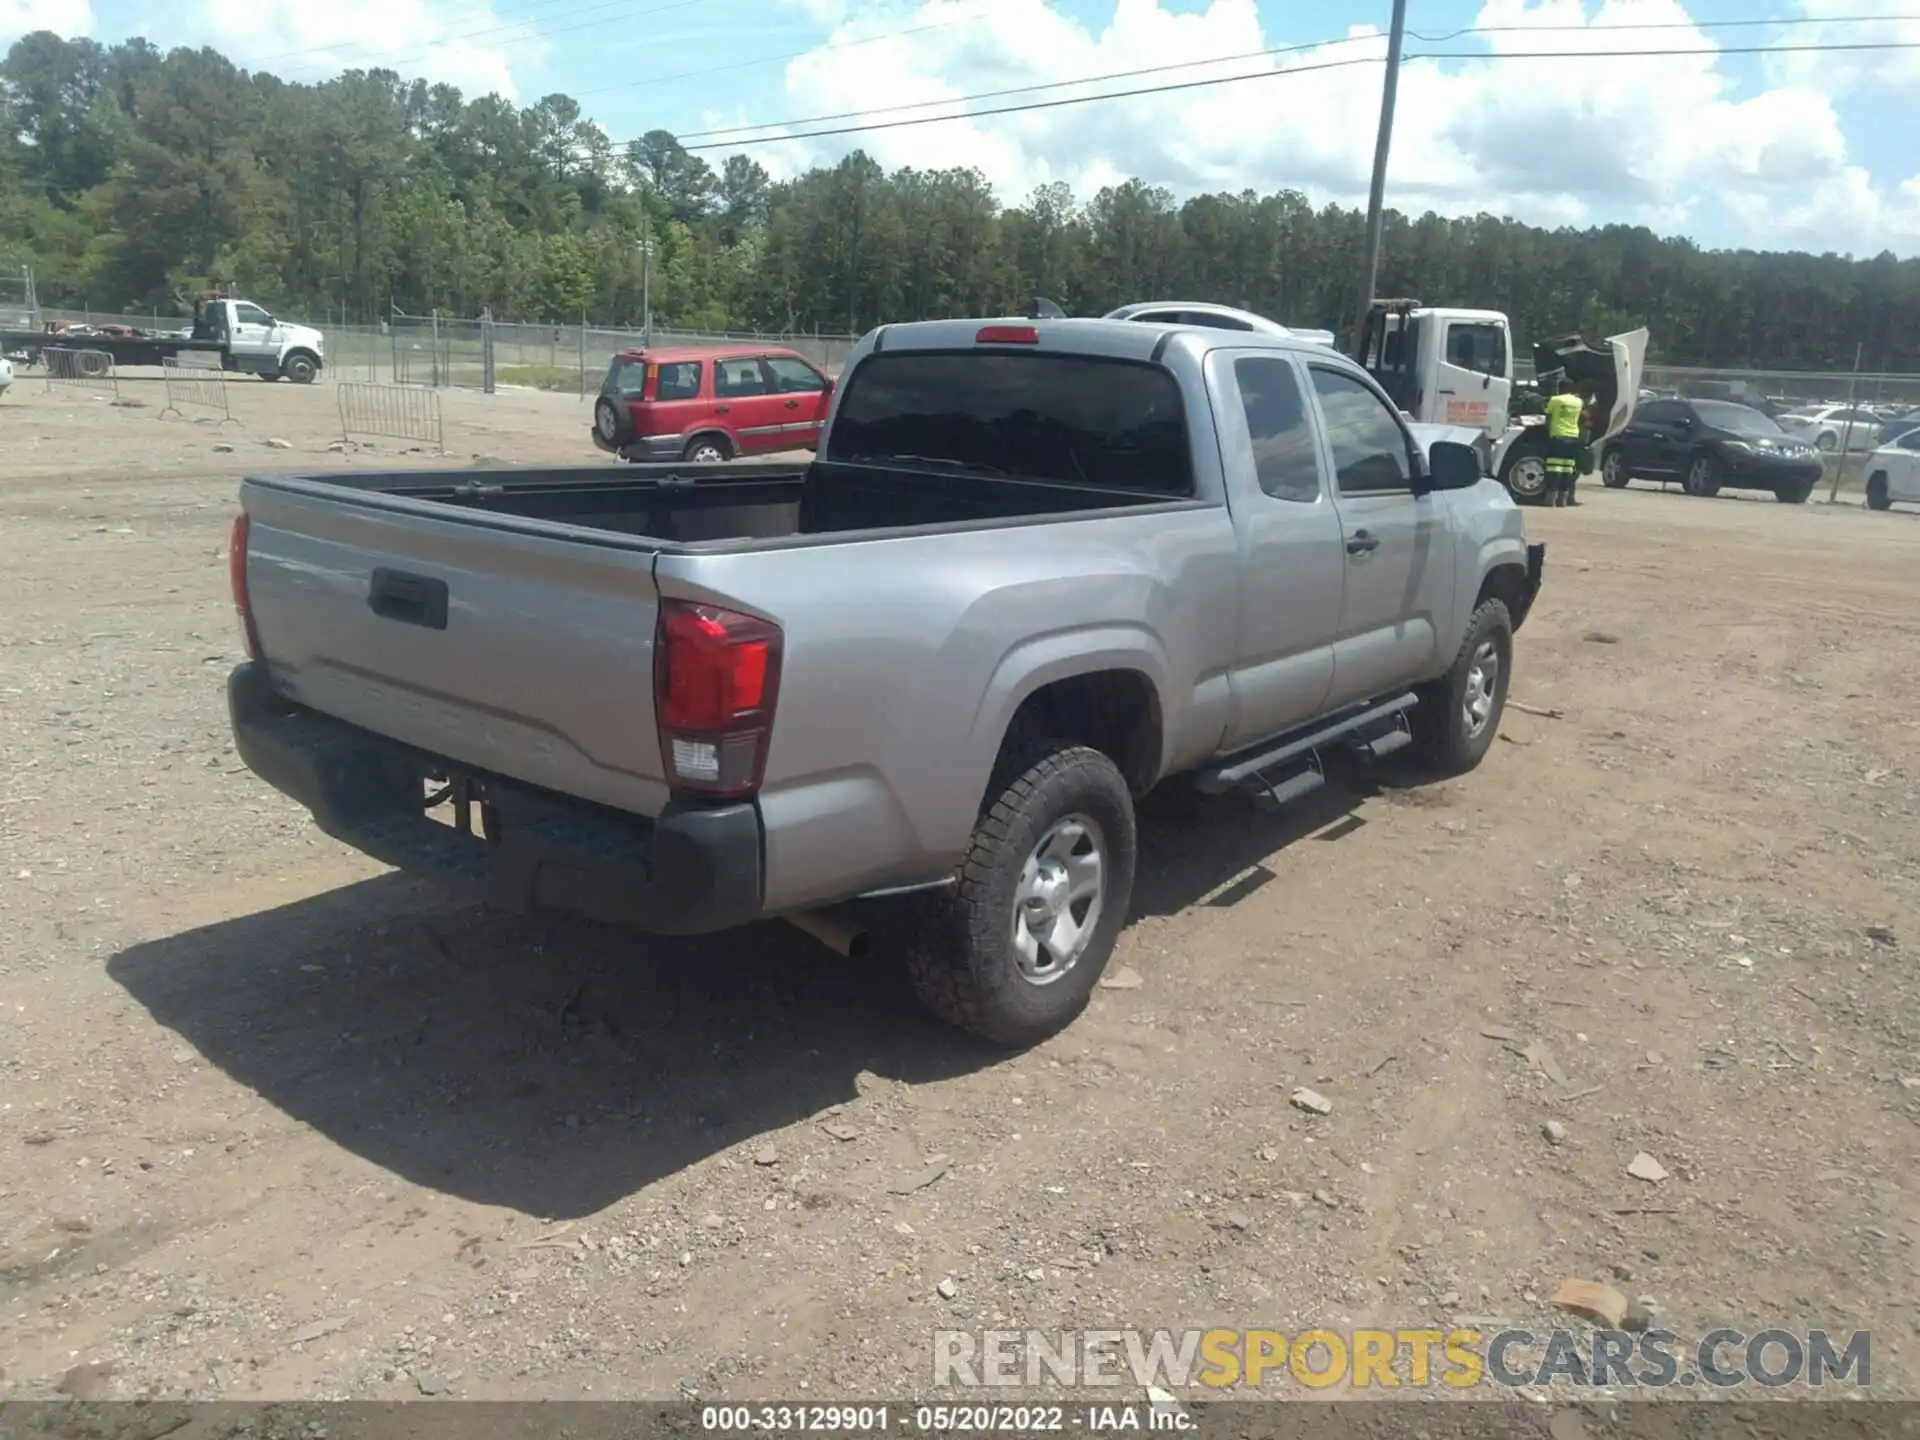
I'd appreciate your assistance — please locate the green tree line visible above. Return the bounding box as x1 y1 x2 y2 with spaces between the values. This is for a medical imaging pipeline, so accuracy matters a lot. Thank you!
4 30 1917 370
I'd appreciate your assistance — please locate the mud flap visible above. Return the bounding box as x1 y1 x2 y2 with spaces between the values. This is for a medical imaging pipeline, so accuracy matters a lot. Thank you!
1513 543 1546 632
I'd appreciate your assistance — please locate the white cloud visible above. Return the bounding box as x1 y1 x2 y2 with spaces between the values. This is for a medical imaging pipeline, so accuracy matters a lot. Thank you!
1770 0 1920 96
0 0 92 42
758 0 1920 255
193 0 541 99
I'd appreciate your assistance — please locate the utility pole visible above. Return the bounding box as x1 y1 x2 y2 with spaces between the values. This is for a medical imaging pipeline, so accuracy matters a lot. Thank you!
639 236 654 348
1352 0 1410 350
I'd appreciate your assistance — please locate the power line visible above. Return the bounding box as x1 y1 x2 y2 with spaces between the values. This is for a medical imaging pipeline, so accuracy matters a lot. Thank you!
670 12 1920 147
665 38 1920 155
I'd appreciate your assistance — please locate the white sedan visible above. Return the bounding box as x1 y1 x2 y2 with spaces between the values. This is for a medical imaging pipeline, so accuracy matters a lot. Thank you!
1865 429 1920 511
1779 404 1881 453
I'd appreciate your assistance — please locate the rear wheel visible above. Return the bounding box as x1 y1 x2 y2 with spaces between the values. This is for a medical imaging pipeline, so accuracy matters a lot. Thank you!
1867 473 1893 511
904 739 1136 1047
682 434 730 463
1684 453 1722 498
1600 447 1631 488
1815 431 1838 453
1411 598 1512 778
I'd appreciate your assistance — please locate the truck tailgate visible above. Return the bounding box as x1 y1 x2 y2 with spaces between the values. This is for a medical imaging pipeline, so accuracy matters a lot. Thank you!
240 478 672 816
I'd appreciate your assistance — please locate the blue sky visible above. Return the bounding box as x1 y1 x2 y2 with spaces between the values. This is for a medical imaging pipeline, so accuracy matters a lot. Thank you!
7 0 1918 254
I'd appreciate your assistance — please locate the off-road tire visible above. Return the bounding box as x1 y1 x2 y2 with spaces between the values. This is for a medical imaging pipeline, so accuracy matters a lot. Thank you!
1411 598 1513 778
1684 452 1722 498
904 739 1136 1047
1600 447 1631 488
1867 473 1892 511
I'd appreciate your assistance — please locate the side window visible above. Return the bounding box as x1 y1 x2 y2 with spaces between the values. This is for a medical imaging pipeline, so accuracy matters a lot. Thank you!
655 361 701 400
1233 356 1322 503
1182 311 1255 332
764 356 825 393
1308 367 1414 495
1899 430 1920 452
233 303 272 327
1638 400 1682 425
714 358 770 398
1445 322 1505 377
604 359 649 398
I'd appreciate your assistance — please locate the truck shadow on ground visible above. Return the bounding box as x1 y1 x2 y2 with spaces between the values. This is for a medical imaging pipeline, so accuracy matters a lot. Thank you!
105 767 1399 1219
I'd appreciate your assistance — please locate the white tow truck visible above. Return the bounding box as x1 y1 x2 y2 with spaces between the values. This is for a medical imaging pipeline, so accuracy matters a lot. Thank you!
1105 295 1649 504
1352 298 1649 504
0 292 326 383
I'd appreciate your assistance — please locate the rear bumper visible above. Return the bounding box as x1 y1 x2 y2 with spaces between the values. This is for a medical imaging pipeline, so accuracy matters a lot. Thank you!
227 662 764 935
590 427 681 462
1512 542 1546 632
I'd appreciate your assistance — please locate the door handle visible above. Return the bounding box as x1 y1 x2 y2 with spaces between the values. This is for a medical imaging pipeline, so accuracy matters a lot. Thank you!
785 399 800 409
1346 531 1380 556
715 404 730 414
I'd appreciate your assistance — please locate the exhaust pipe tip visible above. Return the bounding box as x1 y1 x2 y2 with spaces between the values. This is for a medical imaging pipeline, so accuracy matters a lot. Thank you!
784 908 871 960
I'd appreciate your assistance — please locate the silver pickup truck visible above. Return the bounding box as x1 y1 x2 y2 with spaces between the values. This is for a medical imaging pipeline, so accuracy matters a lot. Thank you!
226 316 1544 1044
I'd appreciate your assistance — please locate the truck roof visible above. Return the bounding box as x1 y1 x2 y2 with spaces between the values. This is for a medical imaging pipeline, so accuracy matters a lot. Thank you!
863 316 1342 363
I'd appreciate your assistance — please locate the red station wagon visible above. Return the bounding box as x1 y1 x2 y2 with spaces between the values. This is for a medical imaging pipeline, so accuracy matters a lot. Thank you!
590 343 835 463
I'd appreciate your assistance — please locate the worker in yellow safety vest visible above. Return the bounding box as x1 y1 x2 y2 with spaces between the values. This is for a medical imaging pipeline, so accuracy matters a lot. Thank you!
1543 378 1586 508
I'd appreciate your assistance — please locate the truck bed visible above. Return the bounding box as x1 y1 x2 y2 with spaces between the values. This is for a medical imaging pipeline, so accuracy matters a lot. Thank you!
295 459 1177 547
236 456 1207 834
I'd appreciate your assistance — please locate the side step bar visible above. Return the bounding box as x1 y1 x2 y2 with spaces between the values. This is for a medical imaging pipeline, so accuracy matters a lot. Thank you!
1194 692 1419 812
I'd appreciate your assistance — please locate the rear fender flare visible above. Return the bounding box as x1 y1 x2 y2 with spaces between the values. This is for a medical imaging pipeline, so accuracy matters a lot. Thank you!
951 626 1174 845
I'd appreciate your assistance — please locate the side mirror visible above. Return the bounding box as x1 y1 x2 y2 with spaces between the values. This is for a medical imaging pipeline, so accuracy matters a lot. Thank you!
1422 439 1484 494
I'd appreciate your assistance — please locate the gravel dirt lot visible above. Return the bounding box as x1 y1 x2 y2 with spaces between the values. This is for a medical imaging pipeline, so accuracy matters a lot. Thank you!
1 373 1916 1406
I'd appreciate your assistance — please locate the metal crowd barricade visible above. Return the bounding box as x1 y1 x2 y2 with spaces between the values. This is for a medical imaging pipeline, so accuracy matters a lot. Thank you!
42 346 119 399
337 381 445 452
158 354 236 424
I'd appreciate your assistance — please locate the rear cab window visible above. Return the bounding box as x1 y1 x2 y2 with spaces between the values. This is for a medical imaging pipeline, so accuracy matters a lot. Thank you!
826 351 1193 495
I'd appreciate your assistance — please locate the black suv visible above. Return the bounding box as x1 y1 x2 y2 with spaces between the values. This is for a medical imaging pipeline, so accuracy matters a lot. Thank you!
1600 398 1823 502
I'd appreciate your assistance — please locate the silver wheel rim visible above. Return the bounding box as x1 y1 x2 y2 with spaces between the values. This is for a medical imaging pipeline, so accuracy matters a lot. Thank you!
1604 452 1625 485
1509 456 1546 497
597 406 617 440
1463 638 1499 739
1011 813 1107 985
1689 458 1711 494
690 443 722 462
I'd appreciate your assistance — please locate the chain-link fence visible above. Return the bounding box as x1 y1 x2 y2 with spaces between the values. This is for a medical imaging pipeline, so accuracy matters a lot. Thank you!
25 305 862 392
367 310 861 393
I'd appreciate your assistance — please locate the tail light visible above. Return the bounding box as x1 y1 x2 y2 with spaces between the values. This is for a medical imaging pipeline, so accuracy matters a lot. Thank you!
228 513 263 660
975 325 1039 344
654 599 782 797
